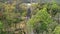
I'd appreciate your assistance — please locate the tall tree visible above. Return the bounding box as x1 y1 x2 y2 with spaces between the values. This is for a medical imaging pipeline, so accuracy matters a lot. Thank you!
26 6 54 34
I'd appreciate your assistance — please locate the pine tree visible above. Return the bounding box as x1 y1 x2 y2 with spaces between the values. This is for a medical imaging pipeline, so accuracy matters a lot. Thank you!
26 6 53 34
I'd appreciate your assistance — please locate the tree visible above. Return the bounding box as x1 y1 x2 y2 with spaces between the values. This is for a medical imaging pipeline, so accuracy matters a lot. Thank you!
26 6 54 34
47 2 59 17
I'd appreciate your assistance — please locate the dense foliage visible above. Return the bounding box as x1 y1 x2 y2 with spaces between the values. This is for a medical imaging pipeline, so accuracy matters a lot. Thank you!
0 0 60 34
